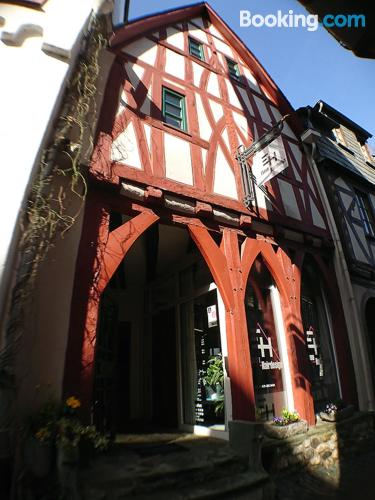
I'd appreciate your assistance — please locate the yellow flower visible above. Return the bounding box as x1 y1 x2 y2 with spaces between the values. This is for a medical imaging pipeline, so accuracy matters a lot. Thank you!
66 396 81 409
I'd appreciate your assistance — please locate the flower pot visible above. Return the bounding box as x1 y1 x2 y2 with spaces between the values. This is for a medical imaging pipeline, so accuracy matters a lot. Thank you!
57 444 80 499
24 436 54 478
264 420 308 440
319 405 355 422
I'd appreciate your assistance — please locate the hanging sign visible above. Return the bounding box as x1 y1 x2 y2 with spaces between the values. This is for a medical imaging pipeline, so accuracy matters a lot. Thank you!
207 305 218 328
252 136 288 187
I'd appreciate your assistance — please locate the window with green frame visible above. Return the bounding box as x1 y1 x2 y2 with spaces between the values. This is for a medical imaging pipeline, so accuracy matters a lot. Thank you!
226 57 240 80
188 37 205 61
162 88 187 131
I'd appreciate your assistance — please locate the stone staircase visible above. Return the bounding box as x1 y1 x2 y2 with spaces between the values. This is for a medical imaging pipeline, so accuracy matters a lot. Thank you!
79 433 273 499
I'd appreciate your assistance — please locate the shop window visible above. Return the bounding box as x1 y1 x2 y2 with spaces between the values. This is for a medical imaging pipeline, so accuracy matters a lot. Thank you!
245 256 287 421
188 37 205 61
162 87 187 131
301 257 340 413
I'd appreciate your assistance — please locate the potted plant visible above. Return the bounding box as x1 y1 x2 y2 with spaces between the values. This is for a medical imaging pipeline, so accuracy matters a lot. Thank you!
319 400 355 422
203 354 225 416
28 396 108 479
24 399 60 478
264 409 308 439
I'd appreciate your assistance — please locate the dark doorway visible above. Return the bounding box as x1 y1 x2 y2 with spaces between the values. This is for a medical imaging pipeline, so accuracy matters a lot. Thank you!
152 307 178 428
365 298 375 391
115 321 131 432
93 290 118 434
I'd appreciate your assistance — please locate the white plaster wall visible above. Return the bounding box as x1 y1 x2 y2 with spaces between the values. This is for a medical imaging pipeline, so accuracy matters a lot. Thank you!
278 178 301 220
253 95 272 125
122 36 157 66
0 1 107 322
0 0 113 406
213 146 237 199
187 23 208 44
192 61 204 88
209 99 224 123
207 72 221 98
166 26 185 51
164 133 193 185
225 79 242 109
112 121 142 168
309 197 326 229
165 48 185 80
196 93 212 141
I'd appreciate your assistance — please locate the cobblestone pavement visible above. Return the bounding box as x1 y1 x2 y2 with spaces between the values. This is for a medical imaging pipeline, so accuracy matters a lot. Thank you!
275 449 375 500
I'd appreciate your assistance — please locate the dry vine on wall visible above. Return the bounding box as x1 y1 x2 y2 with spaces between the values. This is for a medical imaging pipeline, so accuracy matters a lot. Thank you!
0 14 108 427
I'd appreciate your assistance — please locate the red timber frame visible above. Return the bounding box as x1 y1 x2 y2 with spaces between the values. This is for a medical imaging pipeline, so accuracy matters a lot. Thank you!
63 189 357 425
63 3 357 424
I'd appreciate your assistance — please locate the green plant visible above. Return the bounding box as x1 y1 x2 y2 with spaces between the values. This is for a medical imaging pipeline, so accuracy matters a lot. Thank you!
273 409 300 426
204 354 224 387
203 354 225 416
32 396 109 451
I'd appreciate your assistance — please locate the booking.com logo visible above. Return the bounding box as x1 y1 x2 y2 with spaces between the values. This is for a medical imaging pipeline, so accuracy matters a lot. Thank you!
240 10 366 32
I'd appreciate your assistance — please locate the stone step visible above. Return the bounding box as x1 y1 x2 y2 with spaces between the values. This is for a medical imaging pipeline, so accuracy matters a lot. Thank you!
79 436 270 499
80 451 247 498
81 469 272 500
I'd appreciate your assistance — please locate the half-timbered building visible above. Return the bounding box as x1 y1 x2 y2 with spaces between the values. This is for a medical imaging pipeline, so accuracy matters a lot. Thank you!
299 101 375 406
59 3 361 438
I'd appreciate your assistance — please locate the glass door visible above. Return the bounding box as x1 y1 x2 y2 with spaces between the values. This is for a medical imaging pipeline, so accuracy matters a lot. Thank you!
180 289 225 429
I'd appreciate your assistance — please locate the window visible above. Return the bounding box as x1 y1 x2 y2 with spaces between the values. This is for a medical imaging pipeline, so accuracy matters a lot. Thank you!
361 144 373 164
355 190 375 237
332 127 345 145
162 88 187 131
188 37 205 61
226 57 240 80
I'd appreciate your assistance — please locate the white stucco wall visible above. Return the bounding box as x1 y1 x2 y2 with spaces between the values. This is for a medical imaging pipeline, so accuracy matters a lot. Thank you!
0 0 110 324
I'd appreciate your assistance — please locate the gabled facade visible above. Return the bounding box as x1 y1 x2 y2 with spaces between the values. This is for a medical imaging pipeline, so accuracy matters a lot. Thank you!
61 3 359 438
299 101 375 403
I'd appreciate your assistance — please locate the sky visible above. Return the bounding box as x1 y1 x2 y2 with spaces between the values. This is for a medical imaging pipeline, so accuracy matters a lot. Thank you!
128 0 375 151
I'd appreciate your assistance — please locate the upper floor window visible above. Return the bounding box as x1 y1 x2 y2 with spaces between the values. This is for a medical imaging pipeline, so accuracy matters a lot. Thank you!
226 57 240 80
332 127 345 145
162 88 187 131
188 37 205 61
361 144 373 164
354 190 375 238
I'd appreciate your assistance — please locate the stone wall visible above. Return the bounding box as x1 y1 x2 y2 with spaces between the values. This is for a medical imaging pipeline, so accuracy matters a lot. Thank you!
262 412 375 474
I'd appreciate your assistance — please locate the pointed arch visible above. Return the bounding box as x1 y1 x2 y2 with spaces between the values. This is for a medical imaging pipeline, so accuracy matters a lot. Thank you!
188 224 234 311
64 208 159 412
241 239 289 303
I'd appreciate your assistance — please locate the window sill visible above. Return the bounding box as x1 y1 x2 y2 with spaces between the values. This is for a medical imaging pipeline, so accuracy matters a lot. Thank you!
161 121 192 138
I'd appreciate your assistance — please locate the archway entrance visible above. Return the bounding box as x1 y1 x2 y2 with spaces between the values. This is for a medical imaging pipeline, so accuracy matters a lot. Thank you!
92 219 228 436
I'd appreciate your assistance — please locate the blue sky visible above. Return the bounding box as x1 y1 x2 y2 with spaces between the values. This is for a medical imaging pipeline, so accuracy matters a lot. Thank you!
129 0 375 151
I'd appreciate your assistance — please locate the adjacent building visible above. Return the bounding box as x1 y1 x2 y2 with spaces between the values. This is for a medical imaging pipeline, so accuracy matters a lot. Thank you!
299 101 375 404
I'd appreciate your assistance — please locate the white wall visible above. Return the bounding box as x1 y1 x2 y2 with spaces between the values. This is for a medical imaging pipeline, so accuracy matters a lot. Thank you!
0 0 110 326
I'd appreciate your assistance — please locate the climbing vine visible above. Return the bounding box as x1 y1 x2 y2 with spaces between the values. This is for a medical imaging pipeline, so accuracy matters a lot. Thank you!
0 14 108 420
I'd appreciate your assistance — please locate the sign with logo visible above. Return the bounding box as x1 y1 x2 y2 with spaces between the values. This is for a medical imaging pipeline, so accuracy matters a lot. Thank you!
306 327 324 376
252 136 288 187
207 305 218 328
255 325 283 370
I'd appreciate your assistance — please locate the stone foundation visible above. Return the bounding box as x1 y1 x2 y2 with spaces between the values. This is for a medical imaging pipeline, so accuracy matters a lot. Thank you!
262 412 375 474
